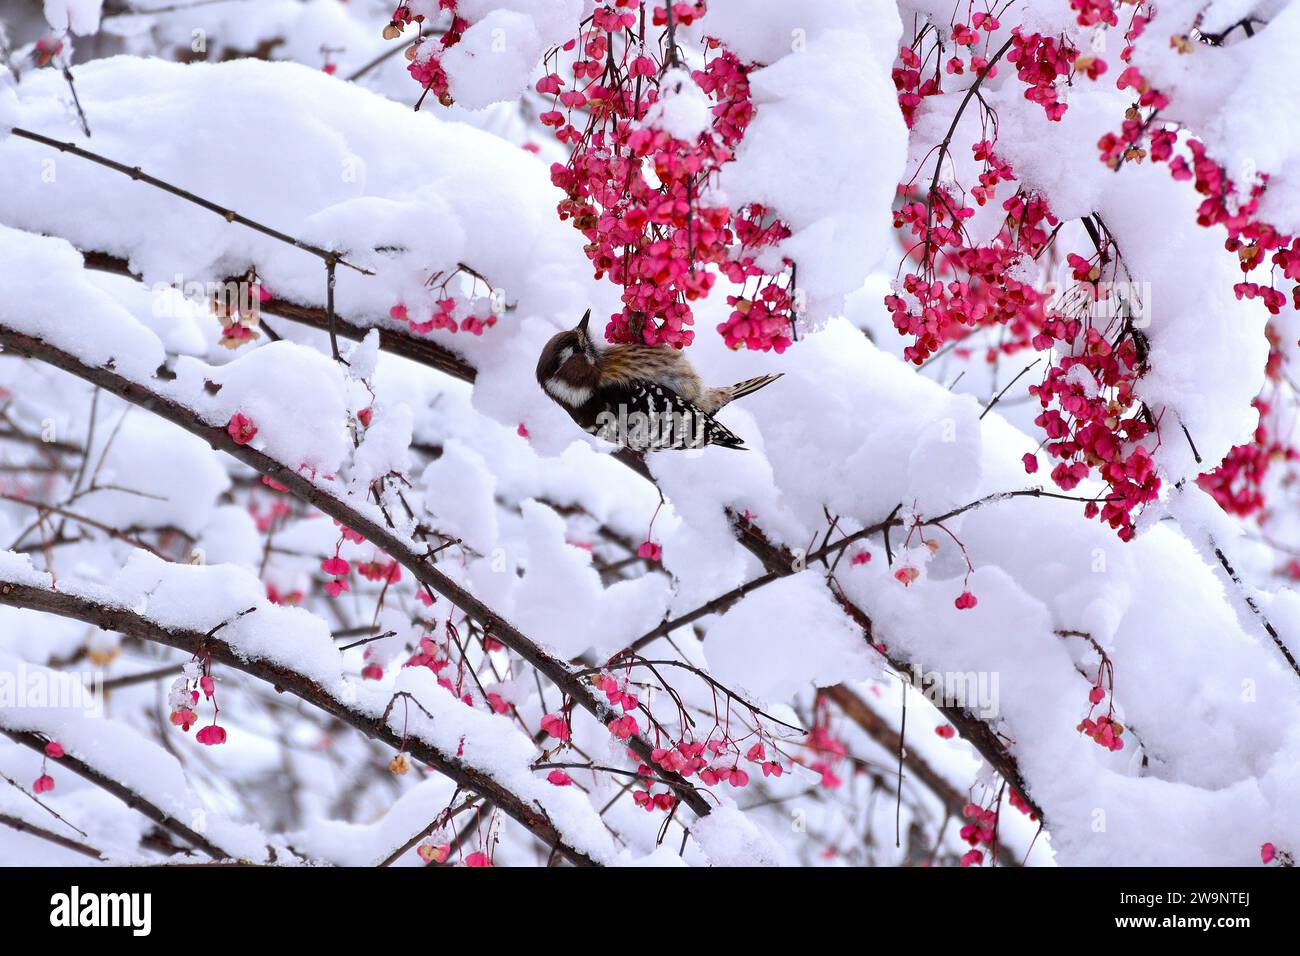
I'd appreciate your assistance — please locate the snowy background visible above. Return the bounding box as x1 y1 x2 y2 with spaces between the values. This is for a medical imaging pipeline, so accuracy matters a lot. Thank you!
0 0 1296 867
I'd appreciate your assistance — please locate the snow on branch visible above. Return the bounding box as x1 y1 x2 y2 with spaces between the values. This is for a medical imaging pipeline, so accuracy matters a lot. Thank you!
0 568 612 866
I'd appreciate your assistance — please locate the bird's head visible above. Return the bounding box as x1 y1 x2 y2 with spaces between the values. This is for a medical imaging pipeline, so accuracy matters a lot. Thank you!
536 310 600 401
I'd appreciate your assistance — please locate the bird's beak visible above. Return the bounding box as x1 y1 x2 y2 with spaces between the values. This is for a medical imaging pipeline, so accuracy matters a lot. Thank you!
575 309 594 354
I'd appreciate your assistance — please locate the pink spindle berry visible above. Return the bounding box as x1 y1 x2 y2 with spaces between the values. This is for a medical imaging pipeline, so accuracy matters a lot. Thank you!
227 413 257 445
608 714 639 740
418 842 451 864
196 724 227 746
540 713 571 742
321 555 350 577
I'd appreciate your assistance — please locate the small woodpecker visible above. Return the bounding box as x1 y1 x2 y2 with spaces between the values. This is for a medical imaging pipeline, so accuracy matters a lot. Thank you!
535 310 782 451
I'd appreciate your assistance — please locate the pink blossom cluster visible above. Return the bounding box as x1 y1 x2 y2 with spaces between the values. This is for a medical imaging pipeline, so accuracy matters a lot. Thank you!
959 802 997 867
390 2 466 108
169 659 227 746
1027 316 1159 541
798 698 848 789
538 8 796 351
1007 29 1080 122
389 295 497 338
32 740 63 794
888 22 1161 538
1090 2 1300 521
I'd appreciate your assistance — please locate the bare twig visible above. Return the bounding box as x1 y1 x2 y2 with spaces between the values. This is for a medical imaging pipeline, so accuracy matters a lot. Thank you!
8 128 372 275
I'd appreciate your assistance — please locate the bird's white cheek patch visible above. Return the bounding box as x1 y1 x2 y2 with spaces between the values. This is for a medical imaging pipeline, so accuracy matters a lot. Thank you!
545 379 594 406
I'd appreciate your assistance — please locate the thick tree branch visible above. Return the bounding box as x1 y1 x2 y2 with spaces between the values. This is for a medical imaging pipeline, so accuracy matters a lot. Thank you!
72 242 1039 823
0 579 604 866
0 323 710 819
0 725 230 858
727 514 1045 821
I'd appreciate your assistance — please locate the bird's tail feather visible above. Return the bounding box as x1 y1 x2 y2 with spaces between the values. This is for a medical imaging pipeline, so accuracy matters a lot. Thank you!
716 372 783 409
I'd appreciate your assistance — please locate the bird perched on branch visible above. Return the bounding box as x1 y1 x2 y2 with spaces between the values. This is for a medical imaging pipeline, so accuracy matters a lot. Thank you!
536 310 782 451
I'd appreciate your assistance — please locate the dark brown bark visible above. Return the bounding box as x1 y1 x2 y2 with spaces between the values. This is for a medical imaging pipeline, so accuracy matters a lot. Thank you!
0 580 603 866
74 245 1039 823
0 324 710 821
0 725 229 858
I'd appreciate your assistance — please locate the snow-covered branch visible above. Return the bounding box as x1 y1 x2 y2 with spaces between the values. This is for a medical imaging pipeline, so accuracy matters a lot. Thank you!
0 572 609 865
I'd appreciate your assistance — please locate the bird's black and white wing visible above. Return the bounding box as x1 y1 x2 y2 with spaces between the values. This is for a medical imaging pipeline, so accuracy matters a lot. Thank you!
586 381 746 451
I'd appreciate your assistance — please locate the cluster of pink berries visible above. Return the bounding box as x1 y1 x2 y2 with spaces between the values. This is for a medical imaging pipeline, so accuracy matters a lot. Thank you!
800 700 848 789
959 801 997 866
1007 29 1079 121
538 7 796 351
889 17 1165 539
1087 2 1300 523
32 740 63 794
169 660 226 746
389 296 497 338
1077 664 1126 751
403 630 479 708
1197 394 1292 517
388 2 467 108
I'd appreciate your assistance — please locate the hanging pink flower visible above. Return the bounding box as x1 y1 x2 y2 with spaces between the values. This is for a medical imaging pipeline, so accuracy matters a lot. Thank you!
196 724 227 746
227 413 257 445
321 555 350 577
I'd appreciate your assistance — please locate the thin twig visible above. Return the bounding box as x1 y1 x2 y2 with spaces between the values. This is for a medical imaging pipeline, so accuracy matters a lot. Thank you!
8 128 372 274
